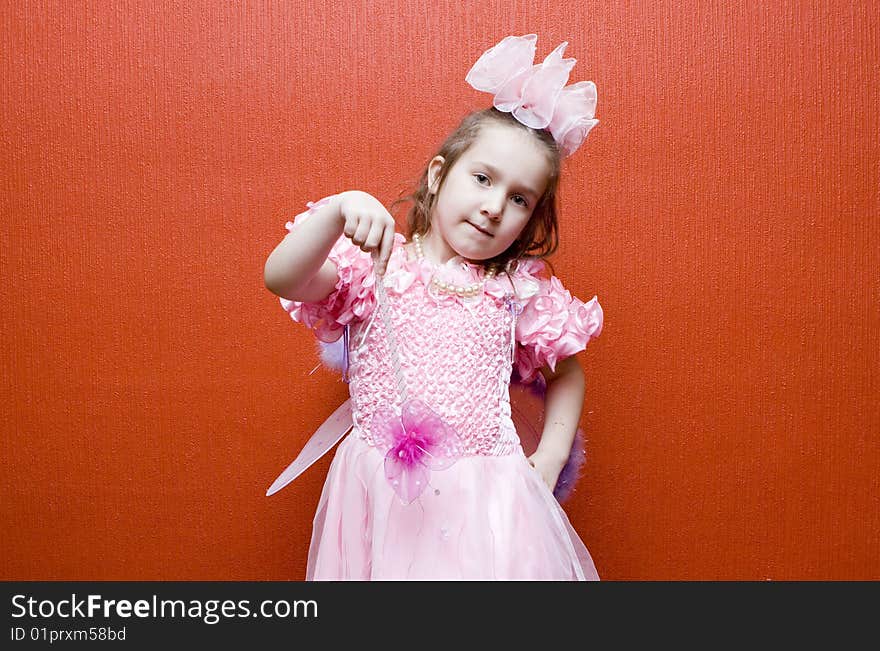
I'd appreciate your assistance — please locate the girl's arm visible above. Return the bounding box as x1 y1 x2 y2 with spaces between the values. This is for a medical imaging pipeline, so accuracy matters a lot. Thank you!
264 194 346 303
264 190 397 302
528 356 586 491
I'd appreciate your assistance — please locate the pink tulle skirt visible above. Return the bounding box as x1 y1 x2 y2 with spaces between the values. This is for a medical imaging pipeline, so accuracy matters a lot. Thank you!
306 431 600 581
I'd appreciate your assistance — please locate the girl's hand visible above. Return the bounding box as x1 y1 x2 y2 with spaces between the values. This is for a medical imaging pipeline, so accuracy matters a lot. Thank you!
527 449 567 493
337 191 397 276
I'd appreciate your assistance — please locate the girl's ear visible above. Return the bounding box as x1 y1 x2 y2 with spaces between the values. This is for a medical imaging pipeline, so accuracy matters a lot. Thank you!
427 156 445 195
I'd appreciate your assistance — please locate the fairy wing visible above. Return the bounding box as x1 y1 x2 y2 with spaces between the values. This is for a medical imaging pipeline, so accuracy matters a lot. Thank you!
265 398 353 496
509 373 586 503
508 376 546 458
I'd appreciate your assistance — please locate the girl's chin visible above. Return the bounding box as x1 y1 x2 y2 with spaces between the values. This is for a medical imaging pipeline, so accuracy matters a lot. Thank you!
451 241 490 262
453 229 497 256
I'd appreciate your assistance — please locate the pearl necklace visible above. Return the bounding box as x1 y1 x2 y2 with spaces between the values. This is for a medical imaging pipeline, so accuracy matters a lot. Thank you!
411 232 497 298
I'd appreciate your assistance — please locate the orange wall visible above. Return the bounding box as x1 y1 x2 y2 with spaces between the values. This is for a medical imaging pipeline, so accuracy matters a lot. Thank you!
2 1 877 580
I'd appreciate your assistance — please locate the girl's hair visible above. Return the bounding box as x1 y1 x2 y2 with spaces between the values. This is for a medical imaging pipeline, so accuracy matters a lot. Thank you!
389 107 562 277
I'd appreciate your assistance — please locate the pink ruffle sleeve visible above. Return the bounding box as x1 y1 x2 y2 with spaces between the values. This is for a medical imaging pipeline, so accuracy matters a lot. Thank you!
513 260 603 384
278 196 377 343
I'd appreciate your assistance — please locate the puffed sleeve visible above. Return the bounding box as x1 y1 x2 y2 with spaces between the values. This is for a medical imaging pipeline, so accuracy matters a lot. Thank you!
278 196 377 343
513 261 603 384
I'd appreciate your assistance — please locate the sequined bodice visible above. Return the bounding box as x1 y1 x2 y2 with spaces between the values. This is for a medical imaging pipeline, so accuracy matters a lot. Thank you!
347 269 521 457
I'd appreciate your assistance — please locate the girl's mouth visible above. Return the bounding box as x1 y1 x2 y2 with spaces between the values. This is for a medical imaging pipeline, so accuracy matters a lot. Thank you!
468 221 493 237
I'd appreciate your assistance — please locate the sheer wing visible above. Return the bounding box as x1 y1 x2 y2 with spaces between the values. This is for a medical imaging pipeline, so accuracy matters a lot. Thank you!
509 374 586 502
265 399 354 496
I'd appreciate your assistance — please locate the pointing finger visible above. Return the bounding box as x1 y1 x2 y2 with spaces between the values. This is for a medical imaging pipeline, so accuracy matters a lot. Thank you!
378 221 396 275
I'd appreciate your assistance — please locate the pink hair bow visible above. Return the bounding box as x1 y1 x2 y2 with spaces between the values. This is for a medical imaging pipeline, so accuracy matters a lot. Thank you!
465 34 599 157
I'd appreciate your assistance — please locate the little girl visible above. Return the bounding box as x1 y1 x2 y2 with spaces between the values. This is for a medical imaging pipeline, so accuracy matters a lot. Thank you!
264 34 603 580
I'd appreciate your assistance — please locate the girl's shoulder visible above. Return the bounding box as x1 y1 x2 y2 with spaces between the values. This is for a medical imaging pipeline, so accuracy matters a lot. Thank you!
503 257 604 383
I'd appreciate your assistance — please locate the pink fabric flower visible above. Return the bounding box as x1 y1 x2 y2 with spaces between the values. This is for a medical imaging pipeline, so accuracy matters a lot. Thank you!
383 255 437 299
483 258 542 305
371 399 463 504
484 273 534 303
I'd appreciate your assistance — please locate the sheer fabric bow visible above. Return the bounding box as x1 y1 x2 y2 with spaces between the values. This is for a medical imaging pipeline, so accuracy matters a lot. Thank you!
465 33 599 157
371 398 463 504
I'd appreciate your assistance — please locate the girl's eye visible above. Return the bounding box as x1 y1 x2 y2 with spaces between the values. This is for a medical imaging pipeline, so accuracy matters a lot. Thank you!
475 173 529 208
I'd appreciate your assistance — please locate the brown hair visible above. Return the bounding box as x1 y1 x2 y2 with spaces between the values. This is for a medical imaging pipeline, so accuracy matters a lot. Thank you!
389 107 562 278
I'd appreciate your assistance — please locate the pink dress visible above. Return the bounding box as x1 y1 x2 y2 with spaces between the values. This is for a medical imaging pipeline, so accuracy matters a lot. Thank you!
278 196 604 580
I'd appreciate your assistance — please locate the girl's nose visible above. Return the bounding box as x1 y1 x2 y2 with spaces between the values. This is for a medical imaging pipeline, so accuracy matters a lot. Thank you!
480 192 504 219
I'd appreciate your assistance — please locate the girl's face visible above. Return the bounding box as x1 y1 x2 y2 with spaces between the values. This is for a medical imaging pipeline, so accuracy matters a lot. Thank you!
423 123 551 265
